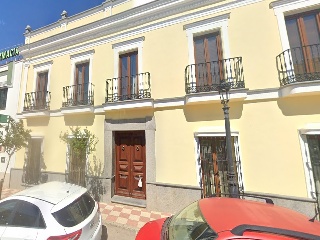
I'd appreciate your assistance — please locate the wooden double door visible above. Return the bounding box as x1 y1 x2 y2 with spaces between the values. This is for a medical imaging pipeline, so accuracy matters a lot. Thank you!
115 131 146 199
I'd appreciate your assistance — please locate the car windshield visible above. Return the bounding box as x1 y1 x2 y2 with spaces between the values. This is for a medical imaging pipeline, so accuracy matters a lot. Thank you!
167 201 217 240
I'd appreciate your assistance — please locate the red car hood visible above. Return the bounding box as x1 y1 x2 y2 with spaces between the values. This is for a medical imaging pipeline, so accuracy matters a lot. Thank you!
135 217 167 240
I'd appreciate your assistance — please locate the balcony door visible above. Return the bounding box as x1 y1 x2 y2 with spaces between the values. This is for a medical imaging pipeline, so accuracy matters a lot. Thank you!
193 32 224 88
119 51 138 100
74 62 89 105
36 72 48 109
285 11 320 76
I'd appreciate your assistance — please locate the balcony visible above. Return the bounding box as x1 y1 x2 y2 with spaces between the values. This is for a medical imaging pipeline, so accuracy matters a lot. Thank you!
106 72 151 102
276 44 320 97
185 57 246 104
104 72 152 111
62 83 94 108
276 44 320 86
23 91 51 111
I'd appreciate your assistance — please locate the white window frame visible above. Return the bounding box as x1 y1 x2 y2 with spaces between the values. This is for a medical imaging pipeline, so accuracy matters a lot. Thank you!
69 50 94 86
112 36 144 78
184 13 231 67
299 127 320 200
272 0 320 51
193 128 244 189
33 61 53 92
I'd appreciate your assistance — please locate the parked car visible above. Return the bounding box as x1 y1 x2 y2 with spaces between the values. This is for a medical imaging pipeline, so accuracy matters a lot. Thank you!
136 197 320 240
0 181 102 240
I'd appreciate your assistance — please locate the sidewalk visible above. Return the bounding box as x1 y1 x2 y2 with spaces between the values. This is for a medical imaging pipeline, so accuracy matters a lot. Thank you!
1 188 172 231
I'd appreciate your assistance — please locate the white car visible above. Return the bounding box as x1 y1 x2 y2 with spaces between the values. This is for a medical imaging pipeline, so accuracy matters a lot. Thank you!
0 181 102 240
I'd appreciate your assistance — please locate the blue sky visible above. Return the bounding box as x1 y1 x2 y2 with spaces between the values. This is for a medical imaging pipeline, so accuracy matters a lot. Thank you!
0 0 103 51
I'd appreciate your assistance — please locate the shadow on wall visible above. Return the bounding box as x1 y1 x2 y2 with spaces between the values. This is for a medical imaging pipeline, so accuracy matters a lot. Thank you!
86 155 106 202
64 113 95 126
184 101 244 122
277 95 320 116
26 117 50 127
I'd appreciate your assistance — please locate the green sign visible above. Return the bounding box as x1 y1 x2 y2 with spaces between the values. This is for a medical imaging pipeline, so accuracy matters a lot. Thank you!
0 48 19 61
0 115 8 124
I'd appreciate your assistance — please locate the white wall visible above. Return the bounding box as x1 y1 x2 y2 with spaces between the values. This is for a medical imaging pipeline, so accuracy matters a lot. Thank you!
0 61 23 173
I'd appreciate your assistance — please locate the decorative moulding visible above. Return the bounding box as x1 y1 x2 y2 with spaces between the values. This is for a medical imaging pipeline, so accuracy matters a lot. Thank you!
20 0 262 58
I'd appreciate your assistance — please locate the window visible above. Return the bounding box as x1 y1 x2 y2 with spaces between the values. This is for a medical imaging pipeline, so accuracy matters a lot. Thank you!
52 193 95 227
67 50 94 107
119 51 138 99
198 136 243 198
184 14 233 94
35 71 48 109
193 32 224 87
306 134 320 212
74 62 90 105
11 200 45 228
110 37 145 102
0 88 8 110
285 10 320 76
0 200 18 225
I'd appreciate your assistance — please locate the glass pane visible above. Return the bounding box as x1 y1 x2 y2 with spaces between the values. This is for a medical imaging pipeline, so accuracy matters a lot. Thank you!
130 53 138 95
0 200 18 225
286 18 306 74
194 37 206 86
207 35 218 62
52 193 95 227
194 37 205 64
37 72 48 92
120 56 128 96
286 18 302 48
77 65 83 85
207 35 220 84
304 14 320 46
84 63 89 84
307 135 320 205
11 201 43 228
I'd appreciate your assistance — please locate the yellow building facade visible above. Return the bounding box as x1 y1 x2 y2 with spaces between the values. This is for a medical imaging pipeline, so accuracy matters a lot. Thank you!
12 0 320 215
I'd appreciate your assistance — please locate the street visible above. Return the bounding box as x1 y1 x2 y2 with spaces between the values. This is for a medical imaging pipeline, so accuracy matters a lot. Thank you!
102 223 138 240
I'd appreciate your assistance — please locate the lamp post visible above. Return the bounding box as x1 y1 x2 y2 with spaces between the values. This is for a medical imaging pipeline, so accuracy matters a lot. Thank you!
218 81 239 198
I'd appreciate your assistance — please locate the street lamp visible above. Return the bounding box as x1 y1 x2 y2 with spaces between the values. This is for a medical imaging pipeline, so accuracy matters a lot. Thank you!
218 81 239 198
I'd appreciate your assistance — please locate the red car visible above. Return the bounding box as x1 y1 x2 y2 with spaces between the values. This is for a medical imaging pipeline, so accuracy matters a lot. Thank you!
136 197 320 240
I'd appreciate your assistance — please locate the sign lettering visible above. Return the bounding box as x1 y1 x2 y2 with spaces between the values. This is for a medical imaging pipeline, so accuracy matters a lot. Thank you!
0 47 19 61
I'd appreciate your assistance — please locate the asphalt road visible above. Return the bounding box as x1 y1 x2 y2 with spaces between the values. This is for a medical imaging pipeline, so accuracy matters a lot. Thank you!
102 223 138 240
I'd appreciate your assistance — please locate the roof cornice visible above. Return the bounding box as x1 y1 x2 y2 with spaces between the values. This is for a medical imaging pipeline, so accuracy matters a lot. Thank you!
23 0 129 37
20 0 226 57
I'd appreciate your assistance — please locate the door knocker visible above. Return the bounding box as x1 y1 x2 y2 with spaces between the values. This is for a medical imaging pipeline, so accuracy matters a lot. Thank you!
122 146 125 151
136 146 139 151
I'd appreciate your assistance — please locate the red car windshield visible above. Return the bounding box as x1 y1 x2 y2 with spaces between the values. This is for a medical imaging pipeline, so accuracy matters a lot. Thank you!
166 201 217 240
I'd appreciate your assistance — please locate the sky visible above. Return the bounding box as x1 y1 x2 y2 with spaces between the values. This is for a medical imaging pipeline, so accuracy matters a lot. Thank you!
0 0 103 52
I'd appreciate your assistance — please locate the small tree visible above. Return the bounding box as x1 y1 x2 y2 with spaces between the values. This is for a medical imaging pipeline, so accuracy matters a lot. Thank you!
60 127 98 187
0 117 31 189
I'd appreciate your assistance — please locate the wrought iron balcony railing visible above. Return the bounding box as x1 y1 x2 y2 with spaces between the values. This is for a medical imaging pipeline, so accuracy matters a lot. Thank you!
276 44 320 86
105 72 151 102
185 57 245 94
62 83 94 107
23 91 51 111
